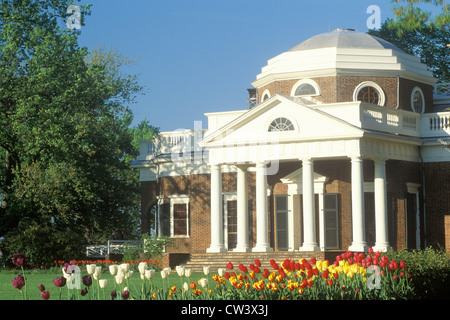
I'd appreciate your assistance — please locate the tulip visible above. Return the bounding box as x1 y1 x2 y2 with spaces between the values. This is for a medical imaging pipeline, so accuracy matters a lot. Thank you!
124 271 133 279
109 264 119 276
86 264 96 275
238 264 248 273
110 290 117 300
161 270 168 279
145 269 155 280
138 262 148 275
12 275 25 291
115 274 124 285
184 268 192 278
121 290 130 300
41 291 50 300
176 265 185 277
203 266 210 276
39 284 45 292
82 275 92 287
80 288 88 296
218 268 226 277
93 266 102 280
254 259 261 267
119 263 130 273
11 253 26 267
199 278 208 288
54 276 66 288
99 279 108 289
183 282 189 291
226 261 233 269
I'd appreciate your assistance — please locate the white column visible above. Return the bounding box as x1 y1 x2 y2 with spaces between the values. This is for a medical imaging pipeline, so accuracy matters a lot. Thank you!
206 163 226 253
372 158 390 252
234 165 250 252
349 156 368 252
253 162 273 252
299 158 319 251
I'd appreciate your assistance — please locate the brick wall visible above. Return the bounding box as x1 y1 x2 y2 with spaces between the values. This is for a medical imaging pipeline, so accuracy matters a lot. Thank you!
424 162 450 249
256 76 433 113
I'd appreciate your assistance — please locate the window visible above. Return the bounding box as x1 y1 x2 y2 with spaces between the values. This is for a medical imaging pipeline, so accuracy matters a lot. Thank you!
324 194 339 249
275 195 288 250
261 89 271 103
411 87 425 114
295 84 316 96
291 79 320 97
169 195 189 237
268 117 295 132
353 81 385 106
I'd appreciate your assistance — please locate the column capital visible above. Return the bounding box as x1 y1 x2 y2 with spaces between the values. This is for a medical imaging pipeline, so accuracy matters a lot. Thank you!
350 155 363 162
372 157 387 164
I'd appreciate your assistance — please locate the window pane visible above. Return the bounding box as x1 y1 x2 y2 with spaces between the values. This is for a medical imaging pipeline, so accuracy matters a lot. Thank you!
295 83 316 96
357 86 379 104
276 196 287 211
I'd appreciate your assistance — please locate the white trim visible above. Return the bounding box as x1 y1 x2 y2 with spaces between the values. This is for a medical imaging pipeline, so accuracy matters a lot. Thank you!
290 79 321 97
261 89 271 103
169 195 190 238
411 86 425 114
353 81 386 106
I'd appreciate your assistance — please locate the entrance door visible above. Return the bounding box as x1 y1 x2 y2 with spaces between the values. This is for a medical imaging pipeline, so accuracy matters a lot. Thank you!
275 195 288 250
227 200 238 250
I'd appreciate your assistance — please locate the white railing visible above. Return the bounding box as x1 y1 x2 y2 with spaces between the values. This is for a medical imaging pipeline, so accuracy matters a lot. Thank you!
85 240 141 258
138 129 206 160
360 104 421 137
420 112 450 138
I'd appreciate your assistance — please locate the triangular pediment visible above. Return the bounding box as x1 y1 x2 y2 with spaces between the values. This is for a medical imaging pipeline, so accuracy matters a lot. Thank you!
200 94 364 148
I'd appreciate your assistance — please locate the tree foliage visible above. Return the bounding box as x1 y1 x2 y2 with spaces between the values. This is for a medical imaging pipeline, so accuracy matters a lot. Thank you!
0 0 157 266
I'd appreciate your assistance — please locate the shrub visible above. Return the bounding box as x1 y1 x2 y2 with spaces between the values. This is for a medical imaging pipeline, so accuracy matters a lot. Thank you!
387 246 450 299
121 234 173 263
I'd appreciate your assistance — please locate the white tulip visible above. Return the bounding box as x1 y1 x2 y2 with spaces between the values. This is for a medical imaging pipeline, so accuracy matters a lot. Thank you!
109 264 118 276
163 267 171 275
183 282 189 292
86 264 96 275
176 265 185 277
218 268 226 277
138 262 148 275
184 268 192 278
99 279 108 289
199 278 208 288
124 270 133 279
203 266 210 276
93 266 102 280
145 269 155 280
161 270 167 279
119 263 130 273
115 274 124 285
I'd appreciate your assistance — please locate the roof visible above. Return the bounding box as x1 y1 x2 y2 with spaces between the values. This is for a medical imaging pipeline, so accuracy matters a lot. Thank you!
288 29 404 53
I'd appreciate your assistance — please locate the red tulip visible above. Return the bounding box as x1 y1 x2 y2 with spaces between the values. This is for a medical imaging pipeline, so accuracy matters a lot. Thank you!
12 275 25 291
400 261 406 269
39 284 45 292
41 291 50 300
254 259 261 267
226 262 233 269
321 270 329 279
310 257 316 265
53 276 66 288
270 259 279 270
11 253 26 267
238 264 248 273
121 290 130 300
368 248 374 254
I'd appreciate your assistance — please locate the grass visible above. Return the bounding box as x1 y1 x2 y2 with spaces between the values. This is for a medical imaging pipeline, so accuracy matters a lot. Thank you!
1 268 206 300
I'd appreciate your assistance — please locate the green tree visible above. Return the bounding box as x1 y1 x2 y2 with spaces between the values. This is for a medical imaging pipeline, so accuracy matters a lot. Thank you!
0 0 149 266
369 21 450 83
388 0 450 36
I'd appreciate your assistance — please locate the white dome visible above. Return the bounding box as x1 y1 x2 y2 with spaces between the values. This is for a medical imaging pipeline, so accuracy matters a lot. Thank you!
288 29 404 52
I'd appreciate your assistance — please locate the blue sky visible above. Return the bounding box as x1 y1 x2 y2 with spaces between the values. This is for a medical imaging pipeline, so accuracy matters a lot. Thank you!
75 0 404 132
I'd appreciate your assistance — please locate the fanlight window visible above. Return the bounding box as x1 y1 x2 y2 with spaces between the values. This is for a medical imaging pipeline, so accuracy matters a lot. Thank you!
357 86 380 105
268 117 295 132
295 83 316 96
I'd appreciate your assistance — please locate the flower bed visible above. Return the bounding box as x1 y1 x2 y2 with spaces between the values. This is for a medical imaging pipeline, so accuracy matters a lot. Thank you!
9 249 414 300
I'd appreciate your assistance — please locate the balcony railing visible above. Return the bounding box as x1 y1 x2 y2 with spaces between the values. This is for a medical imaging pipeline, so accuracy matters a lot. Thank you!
434 83 450 97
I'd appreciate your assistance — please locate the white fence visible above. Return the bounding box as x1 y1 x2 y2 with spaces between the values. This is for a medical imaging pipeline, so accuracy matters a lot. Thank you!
85 240 141 258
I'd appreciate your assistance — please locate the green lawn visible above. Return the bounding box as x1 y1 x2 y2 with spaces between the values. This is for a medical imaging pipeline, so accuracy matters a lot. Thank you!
1 269 205 300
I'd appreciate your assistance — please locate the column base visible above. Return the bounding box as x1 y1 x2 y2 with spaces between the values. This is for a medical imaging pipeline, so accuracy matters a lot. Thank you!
233 246 251 253
252 245 273 253
299 243 320 252
348 243 368 252
206 246 227 253
372 244 391 252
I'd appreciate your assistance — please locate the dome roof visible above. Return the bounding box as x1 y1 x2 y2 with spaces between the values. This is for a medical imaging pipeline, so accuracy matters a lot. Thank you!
288 29 404 53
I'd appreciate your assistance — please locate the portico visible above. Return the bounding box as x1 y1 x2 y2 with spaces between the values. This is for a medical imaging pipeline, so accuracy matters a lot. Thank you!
200 95 412 254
